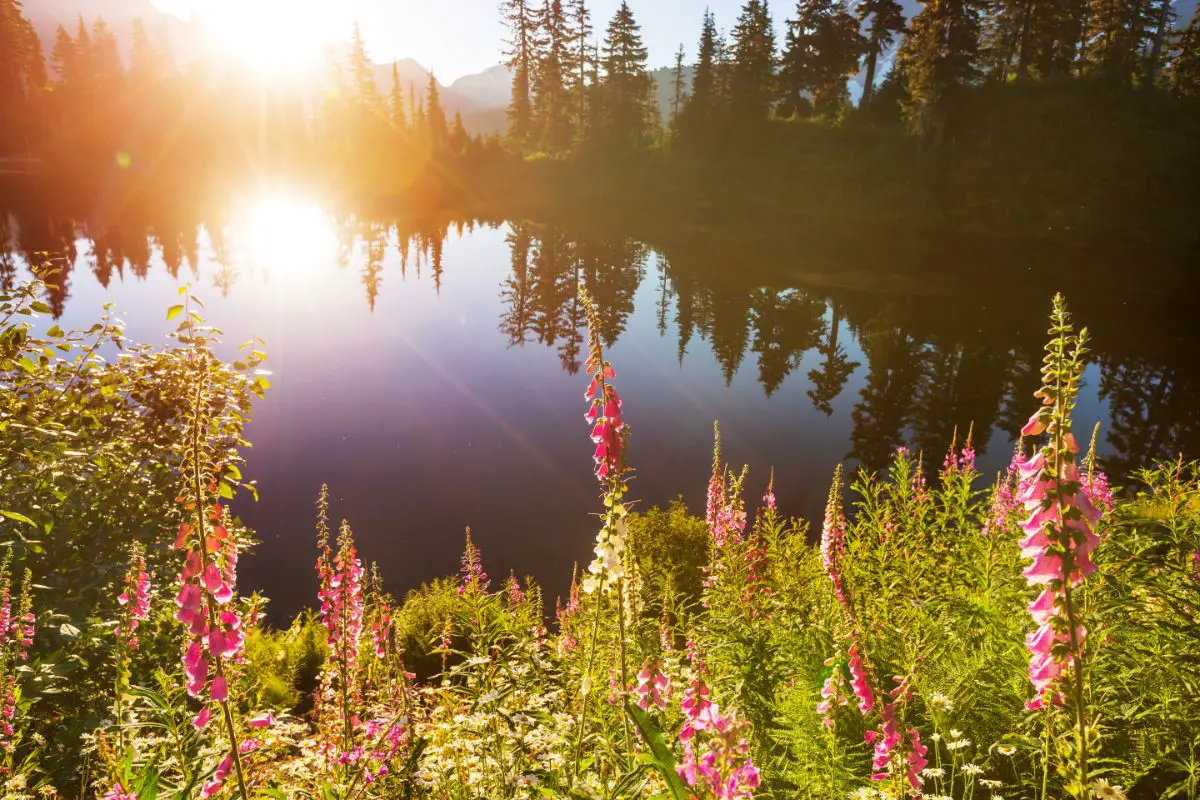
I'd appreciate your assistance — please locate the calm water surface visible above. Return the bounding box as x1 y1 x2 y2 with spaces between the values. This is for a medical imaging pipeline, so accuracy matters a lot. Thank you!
3 194 1196 617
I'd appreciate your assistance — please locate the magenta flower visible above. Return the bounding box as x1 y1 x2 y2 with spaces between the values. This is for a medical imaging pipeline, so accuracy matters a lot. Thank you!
820 466 848 609
116 546 152 651
506 572 526 606
676 685 761 799
816 656 850 729
457 530 489 596
172 497 250 795
847 644 875 714
102 782 136 800
762 471 777 514
201 751 237 797
636 659 670 712
941 430 977 476
371 606 393 659
317 519 366 760
906 728 928 791
1016 296 1104 715
585 351 626 483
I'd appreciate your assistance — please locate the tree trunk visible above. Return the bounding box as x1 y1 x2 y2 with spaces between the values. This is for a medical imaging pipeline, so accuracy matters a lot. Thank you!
1146 0 1172 82
862 49 879 106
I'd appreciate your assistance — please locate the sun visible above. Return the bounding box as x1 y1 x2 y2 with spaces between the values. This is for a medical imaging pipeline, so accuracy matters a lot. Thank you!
234 195 339 279
152 0 352 74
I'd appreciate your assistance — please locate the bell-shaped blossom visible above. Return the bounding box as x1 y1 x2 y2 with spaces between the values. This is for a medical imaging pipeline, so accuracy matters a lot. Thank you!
847 645 875 714
676 683 761 799
1016 297 1106 710
116 547 152 651
636 660 670 712
820 467 848 608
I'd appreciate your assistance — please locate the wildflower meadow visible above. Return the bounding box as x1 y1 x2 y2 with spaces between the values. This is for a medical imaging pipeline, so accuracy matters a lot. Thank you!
1 279 1198 800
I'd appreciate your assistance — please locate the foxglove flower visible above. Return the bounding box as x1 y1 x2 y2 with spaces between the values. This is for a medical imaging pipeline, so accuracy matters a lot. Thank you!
635 660 670 712
116 545 152 651
821 466 848 609
1016 296 1103 719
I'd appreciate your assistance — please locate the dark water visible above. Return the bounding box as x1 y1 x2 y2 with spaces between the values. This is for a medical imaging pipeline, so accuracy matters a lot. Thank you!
3 194 1197 618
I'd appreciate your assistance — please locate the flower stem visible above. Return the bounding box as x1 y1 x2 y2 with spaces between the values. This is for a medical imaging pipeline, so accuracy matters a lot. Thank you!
190 349 248 800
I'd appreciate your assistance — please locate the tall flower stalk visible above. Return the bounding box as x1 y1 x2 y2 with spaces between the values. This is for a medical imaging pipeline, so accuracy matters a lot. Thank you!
0 558 33 760
572 286 633 782
113 544 151 748
1017 294 1100 794
175 339 249 799
317 515 366 766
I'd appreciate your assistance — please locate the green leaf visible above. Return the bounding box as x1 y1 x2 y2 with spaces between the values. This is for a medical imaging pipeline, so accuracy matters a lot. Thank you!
218 482 234 500
0 510 36 527
30 301 51 314
166 305 184 321
625 700 691 800
46 325 64 338
136 765 160 799
58 623 82 639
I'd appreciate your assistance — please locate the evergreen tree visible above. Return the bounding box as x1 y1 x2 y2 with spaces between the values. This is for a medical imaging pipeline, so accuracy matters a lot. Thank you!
534 0 573 152
502 0 538 144
50 25 75 84
449 111 469 154
129 18 166 89
23 17 44 90
679 10 721 138
730 0 777 123
1083 0 1162 82
1144 0 1176 82
89 18 123 92
779 0 865 116
898 0 983 143
425 70 448 147
409 80 421 128
982 0 1085 81
1168 7 1200 96
670 43 689 128
567 0 593 137
389 62 407 130
714 27 735 108
0 0 35 152
856 0 905 103
599 2 655 149
348 22 380 108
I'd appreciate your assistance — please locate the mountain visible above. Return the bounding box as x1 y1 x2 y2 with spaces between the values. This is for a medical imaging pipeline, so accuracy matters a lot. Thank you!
449 64 512 109
363 59 510 135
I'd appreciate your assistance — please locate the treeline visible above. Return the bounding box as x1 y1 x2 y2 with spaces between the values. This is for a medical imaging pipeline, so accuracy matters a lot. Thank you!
3 0 1200 239
498 0 1200 152
0 4 490 200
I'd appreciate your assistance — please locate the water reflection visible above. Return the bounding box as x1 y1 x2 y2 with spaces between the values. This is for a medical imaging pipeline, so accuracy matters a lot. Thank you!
3 198 1199 612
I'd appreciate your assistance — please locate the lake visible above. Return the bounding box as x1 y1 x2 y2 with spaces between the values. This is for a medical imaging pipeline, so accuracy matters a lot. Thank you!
3 192 1197 618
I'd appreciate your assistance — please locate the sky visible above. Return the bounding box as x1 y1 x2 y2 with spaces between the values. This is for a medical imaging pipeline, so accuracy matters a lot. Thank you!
148 0 751 81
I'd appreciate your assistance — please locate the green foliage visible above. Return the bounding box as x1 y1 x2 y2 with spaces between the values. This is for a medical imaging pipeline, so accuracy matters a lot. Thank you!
4 280 1200 800
0 277 265 785
243 611 327 713
625 500 709 615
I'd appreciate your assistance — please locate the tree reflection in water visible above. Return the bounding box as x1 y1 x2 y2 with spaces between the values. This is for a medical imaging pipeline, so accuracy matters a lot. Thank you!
1 202 1196 480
